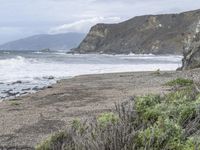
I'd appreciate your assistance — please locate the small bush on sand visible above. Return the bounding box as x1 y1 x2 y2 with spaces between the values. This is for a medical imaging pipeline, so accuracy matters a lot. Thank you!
165 78 194 87
152 69 161 76
10 101 21 106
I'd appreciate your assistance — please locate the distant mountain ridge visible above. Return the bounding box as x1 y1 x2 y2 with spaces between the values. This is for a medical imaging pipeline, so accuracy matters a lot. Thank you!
72 9 200 55
0 32 85 51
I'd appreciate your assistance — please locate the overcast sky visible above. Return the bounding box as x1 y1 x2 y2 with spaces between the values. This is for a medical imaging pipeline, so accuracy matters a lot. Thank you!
0 0 199 44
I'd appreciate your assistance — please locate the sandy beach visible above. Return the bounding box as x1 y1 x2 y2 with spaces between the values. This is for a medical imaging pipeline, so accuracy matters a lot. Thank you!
0 69 200 148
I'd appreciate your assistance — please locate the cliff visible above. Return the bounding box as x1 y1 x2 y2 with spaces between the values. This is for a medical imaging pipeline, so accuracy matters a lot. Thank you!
181 20 200 70
72 9 200 55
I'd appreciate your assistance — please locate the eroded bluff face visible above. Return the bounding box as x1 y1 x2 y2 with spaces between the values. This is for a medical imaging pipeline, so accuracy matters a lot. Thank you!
181 21 200 70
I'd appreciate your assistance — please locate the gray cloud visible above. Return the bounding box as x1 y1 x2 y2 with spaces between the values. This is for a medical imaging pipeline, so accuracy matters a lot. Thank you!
0 0 199 44
49 17 121 34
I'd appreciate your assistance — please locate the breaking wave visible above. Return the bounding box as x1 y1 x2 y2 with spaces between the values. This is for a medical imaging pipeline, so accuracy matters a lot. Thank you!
0 53 182 99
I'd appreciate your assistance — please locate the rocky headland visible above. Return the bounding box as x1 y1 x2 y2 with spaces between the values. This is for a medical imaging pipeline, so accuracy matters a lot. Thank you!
72 9 200 55
181 22 200 70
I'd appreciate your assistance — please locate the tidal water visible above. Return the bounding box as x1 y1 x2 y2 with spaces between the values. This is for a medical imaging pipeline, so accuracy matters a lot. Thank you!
0 50 182 100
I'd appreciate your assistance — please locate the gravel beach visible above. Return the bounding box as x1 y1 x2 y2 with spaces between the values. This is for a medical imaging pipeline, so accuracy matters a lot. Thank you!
0 70 200 148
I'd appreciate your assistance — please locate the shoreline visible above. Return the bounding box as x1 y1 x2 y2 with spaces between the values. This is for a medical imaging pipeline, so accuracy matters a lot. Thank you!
0 53 182 100
0 69 178 101
0 70 199 147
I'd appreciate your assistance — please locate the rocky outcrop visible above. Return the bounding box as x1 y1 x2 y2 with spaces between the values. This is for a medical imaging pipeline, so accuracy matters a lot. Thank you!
72 9 200 55
181 20 200 70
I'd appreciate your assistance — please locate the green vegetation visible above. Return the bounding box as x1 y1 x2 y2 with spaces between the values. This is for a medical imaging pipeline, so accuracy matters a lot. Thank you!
36 79 200 150
152 69 161 76
165 78 194 87
36 132 68 150
97 112 119 127
10 101 21 106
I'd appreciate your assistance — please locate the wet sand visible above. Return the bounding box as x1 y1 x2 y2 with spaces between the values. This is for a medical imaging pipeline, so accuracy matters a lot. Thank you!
0 70 199 148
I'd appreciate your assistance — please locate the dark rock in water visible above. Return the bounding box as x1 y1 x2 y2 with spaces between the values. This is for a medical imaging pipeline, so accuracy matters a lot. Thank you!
47 86 53 89
12 80 23 85
5 91 20 97
48 76 54 80
32 86 46 91
3 89 13 93
22 88 31 91
72 9 200 55
40 87 46 90
0 96 5 99
32 86 41 91
0 82 4 84
43 76 55 80
181 21 200 70
21 92 28 95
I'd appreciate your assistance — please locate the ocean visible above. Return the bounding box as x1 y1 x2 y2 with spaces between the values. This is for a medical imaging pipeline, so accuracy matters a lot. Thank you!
0 50 183 100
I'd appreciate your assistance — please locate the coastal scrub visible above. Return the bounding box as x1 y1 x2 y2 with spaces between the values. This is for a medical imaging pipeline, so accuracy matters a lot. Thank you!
36 79 200 150
165 78 194 87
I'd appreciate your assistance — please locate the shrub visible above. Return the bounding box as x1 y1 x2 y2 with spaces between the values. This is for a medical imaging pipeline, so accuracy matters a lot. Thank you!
135 95 161 113
36 132 68 150
136 118 184 150
71 118 81 130
97 112 119 127
36 86 200 150
10 101 21 106
165 78 194 87
152 69 161 76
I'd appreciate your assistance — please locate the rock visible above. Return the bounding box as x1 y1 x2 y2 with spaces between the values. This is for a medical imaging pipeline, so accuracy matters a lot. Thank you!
32 86 41 91
12 80 23 85
43 76 55 80
181 21 200 70
21 92 28 95
0 96 5 99
3 89 13 93
21 88 31 91
72 9 200 55
5 91 20 97
47 86 53 89
32 86 46 91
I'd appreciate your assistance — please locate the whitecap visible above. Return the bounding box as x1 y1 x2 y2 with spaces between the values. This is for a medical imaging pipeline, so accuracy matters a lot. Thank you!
0 54 183 99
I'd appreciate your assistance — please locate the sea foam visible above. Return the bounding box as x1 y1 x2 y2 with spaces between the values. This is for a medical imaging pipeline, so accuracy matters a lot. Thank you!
0 53 182 99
